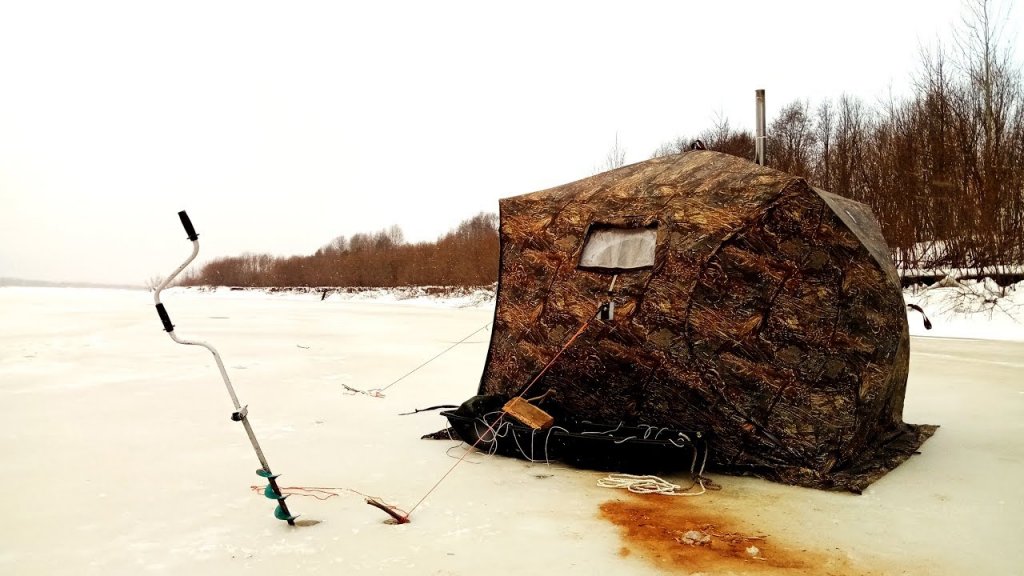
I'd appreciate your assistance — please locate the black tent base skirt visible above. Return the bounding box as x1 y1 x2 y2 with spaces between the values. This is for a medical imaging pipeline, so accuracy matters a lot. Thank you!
438 396 938 493
441 395 709 475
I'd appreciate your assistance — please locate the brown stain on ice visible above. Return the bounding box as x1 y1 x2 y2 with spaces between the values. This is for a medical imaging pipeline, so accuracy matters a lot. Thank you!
600 494 878 575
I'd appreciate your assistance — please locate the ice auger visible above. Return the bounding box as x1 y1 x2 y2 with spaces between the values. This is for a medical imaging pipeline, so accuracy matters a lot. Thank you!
153 211 296 525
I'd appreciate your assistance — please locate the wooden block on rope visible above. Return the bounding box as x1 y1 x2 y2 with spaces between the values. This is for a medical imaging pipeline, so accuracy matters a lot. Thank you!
502 397 554 430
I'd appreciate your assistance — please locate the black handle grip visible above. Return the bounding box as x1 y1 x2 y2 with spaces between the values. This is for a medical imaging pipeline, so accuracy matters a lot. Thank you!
907 303 932 330
178 211 199 241
155 303 175 332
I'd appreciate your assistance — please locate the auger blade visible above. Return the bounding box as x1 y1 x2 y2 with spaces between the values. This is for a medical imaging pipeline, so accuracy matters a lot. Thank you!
274 505 298 522
256 468 280 479
264 484 288 500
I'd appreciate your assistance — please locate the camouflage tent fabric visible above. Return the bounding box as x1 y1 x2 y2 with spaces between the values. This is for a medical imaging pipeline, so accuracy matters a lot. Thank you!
477 150 937 492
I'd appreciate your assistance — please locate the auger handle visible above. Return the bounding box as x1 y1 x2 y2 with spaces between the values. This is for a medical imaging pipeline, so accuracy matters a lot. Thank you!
179 210 199 241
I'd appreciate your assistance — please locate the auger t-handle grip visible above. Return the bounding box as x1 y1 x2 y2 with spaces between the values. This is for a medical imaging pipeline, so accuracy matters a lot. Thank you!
178 210 199 241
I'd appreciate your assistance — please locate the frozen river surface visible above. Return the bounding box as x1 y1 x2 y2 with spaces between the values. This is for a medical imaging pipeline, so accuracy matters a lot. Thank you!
1 287 1022 575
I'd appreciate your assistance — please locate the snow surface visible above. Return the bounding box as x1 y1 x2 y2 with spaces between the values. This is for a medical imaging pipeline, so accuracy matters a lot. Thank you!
1 284 1022 575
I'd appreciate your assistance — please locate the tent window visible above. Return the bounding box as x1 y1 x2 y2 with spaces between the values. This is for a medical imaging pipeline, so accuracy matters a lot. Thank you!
578 226 657 271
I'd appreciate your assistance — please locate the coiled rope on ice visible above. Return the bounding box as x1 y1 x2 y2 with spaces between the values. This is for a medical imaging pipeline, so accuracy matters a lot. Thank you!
597 438 713 496
597 473 708 496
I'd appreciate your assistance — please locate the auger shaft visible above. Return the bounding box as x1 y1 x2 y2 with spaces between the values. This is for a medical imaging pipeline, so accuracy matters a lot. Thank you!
154 211 295 525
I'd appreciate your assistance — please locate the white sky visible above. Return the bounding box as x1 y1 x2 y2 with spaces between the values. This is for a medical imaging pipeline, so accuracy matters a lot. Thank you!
1 0 1020 285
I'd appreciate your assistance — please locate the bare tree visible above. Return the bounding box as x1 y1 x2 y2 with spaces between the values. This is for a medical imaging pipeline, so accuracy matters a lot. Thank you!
317 235 348 256
697 113 756 159
596 132 627 173
813 99 836 190
145 274 165 292
650 136 690 158
768 100 817 177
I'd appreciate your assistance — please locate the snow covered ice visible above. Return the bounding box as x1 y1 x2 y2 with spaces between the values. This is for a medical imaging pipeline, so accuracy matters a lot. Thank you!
1 283 1022 575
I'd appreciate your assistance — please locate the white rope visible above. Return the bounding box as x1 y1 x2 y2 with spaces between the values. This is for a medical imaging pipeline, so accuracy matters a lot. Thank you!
461 413 713 497
544 426 570 464
639 424 671 440
597 473 707 497
580 421 624 436
473 411 567 464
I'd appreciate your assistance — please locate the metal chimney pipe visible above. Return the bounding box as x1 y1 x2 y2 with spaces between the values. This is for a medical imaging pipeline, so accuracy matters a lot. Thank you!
755 89 766 166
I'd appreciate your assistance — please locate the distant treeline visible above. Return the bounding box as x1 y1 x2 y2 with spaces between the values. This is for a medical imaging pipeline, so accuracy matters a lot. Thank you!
653 1 1024 277
181 213 499 287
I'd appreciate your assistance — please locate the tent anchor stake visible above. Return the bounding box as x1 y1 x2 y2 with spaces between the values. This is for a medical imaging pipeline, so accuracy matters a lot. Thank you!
366 498 410 524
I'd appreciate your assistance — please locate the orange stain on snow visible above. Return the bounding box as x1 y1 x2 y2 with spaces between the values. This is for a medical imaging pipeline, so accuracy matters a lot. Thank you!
600 493 885 575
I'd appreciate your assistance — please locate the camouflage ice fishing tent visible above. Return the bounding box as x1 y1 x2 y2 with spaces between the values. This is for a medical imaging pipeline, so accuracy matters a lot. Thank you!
478 150 936 492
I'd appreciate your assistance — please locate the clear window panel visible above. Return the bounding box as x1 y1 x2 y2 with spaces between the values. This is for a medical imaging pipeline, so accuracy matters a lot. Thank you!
579 227 657 271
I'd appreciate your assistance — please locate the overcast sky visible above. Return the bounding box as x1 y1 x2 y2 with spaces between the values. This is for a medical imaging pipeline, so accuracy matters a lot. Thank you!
1 0 1020 285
